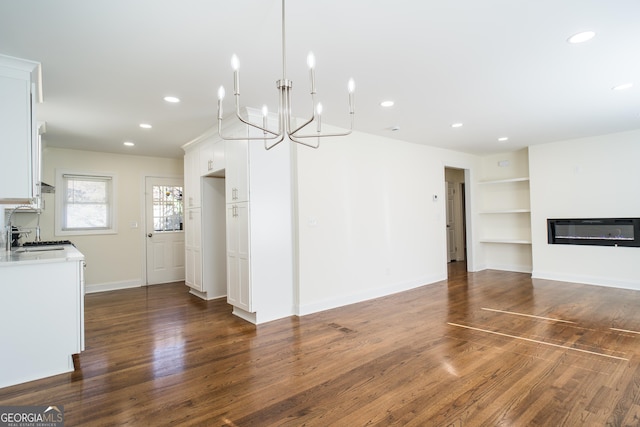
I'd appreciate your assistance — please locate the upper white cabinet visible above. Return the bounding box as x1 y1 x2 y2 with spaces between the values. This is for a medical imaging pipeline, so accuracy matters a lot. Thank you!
225 139 249 203
0 54 42 204
200 139 225 176
184 147 200 208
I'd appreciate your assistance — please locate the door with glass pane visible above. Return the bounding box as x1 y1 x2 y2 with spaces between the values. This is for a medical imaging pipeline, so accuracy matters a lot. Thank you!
145 177 185 284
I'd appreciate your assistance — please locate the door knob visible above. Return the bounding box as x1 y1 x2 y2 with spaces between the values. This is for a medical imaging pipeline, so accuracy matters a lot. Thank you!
147 233 153 237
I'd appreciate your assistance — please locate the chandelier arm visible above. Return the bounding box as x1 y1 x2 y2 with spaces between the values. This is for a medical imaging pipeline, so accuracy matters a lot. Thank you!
289 114 315 136
288 93 317 135
290 113 354 138
218 118 283 141
265 133 286 150
288 133 320 149
233 94 280 138
292 129 353 139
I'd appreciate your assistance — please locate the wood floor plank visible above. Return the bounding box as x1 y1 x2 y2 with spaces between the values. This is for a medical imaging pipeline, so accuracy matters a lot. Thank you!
2 262 640 425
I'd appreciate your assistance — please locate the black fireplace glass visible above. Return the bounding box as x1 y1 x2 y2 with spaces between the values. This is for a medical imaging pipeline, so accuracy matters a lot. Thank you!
548 218 640 247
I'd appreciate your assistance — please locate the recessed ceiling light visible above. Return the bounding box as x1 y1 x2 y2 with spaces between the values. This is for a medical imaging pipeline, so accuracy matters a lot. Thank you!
163 96 180 103
123 141 135 147
451 123 463 128
567 31 595 44
498 137 509 142
139 123 152 129
612 83 633 91
380 101 394 107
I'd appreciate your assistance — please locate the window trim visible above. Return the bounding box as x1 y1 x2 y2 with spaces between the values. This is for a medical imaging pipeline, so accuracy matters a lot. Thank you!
55 169 118 236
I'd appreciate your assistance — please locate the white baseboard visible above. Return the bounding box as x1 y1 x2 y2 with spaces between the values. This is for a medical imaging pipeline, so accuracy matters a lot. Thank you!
188 288 226 301
531 270 640 291
296 274 446 317
485 263 532 274
232 307 257 324
85 280 142 294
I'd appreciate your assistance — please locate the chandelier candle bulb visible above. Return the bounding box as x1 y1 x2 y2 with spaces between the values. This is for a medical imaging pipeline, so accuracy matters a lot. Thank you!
262 105 269 136
348 78 355 114
316 102 323 132
231 54 240 95
307 52 316 94
217 86 225 119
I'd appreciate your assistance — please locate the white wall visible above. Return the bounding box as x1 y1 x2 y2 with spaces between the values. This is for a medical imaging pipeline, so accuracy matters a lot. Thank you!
35 147 184 291
529 130 640 289
294 131 478 315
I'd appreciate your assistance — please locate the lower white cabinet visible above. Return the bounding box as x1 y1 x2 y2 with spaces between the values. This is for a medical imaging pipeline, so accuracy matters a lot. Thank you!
226 202 251 312
183 177 227 299
0 248 85 388
185 208 202 291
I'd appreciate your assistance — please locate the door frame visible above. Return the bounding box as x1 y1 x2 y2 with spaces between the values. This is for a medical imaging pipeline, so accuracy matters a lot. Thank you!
443 166 473 274
142 174 185 286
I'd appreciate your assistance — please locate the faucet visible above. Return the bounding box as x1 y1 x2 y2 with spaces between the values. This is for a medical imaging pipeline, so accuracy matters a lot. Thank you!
4 205 38 251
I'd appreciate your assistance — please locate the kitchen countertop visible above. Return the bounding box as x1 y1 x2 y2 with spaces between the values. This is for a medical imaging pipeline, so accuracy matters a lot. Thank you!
0 244 84 266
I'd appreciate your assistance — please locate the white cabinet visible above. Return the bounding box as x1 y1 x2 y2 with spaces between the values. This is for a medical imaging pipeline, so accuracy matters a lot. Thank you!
200 139 225 176
225 139 249 203
225 137 251 313
183 112 294 324
182 136 226 300
0 55 41 204
185 208 202 291
223 113 294 324
226 202 251 311
0 248 85 388
184 147 200 208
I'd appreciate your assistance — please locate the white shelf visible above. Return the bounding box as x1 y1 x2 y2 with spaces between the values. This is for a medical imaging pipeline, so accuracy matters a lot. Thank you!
480 239 532 245
479 177 530 185
480 209 531 214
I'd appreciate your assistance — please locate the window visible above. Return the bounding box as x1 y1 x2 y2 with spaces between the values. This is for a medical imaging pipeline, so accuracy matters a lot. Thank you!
56 171 116 235
152 185 183 232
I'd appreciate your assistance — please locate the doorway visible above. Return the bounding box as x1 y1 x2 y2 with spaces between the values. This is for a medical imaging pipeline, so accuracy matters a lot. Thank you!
145 176 185 285
444 167 467 265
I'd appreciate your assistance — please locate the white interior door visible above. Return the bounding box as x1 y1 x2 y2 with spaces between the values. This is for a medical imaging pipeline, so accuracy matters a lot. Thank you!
446 181 457 262
145 177 185 285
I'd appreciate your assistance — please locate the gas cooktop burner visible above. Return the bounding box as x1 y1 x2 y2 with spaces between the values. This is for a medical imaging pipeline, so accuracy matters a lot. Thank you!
23 240 74 247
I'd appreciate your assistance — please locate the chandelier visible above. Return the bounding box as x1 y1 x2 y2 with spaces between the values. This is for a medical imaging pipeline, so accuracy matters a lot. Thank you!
216 0 355 150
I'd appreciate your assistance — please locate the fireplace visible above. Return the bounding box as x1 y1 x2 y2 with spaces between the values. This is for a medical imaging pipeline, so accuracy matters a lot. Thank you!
547 218 640 247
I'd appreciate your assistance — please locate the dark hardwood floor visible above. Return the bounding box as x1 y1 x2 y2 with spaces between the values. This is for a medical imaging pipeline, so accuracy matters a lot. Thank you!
2 262 640 426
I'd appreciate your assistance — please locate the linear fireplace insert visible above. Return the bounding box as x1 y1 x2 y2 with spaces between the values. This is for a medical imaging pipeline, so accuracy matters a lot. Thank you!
547 218 640 247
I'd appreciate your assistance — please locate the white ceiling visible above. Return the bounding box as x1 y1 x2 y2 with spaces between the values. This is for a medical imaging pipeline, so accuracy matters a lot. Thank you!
1 0 639 159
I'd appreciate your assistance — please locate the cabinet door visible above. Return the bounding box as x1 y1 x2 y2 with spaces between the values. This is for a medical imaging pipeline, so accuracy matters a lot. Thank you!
225 139 249 203
0 68 32 201
200 139 225 175
185 208 202 291
226 202 251 311
199 140 214 175
184 148 201 208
